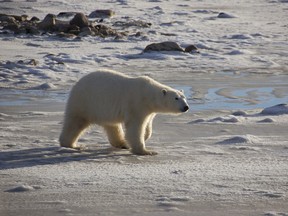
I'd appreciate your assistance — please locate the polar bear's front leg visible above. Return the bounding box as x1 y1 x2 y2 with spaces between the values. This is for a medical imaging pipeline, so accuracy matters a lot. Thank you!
125 118 157 155
144 114 155 141
104 124 129 149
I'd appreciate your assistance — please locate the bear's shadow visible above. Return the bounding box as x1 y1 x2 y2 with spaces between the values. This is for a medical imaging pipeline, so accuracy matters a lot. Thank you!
0 146 130 170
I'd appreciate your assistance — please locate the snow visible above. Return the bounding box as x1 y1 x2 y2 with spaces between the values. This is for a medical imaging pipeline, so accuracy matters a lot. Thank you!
1 0 288 215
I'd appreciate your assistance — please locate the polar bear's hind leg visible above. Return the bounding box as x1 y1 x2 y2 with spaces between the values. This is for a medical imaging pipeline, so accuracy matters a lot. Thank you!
59 116 89 149
104 124 129 149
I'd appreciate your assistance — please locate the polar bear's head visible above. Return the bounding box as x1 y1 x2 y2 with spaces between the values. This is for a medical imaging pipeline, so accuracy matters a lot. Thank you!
160 89 189 113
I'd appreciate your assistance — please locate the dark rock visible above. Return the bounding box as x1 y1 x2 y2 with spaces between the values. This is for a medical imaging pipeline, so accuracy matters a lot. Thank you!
38 14 56 31
0 15 17 24
24 25 41 35
31 83 55 90
232 110 247 116
57 12 77 18
5 185 35 193
28 59 39 66
0 12 126 39
54 20 71 33
68 29 80 35
57 32 77 38
160 32 178 36
184 45 198 53
88 10 115 18
113 20 152 28
66 24 80 35
70 13 89 29
135 31 142 37
257 118 274 123
30 16 40 22
79 26 94 37
14 26 27 34
9 15 28 22
217 12 236 18
94 24 118 37
143 41 184 52
260 104 288 115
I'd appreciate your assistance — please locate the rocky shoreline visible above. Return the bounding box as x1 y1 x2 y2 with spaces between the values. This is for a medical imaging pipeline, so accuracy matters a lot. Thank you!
0 10 131 39
0 10 198 53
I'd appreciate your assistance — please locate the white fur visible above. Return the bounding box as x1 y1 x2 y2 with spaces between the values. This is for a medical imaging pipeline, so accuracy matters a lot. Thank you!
59 69 189 155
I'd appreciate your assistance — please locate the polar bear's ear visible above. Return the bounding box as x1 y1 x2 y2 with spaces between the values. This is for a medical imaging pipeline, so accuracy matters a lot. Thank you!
162 89 167 96
180 89 184 93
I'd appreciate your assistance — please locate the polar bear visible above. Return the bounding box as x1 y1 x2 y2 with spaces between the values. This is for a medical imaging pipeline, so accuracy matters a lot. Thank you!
59 69 189 155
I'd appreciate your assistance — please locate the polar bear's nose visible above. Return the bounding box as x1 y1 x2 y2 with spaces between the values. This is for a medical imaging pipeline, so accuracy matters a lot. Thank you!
183 106 189 112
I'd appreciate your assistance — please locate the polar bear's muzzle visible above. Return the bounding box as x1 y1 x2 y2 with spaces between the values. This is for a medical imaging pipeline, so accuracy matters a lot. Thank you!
181 105 189 112
182 105 189 112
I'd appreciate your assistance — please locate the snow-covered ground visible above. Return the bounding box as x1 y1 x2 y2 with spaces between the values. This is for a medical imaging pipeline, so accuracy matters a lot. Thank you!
0 0 288 215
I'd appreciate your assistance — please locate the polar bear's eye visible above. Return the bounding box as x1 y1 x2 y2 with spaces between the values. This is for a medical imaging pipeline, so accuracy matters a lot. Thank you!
175 97 179 100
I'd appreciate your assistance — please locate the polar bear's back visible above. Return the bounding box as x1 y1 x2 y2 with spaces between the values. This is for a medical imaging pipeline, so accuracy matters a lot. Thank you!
78 69 131 88
66 70 143 124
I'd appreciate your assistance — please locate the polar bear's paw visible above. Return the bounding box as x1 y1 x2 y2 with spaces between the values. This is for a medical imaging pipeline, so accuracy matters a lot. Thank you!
111 141 129 149
131 148 158 156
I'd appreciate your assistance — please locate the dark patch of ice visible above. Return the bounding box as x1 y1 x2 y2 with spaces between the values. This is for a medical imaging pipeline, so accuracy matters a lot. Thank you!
217 12 237 18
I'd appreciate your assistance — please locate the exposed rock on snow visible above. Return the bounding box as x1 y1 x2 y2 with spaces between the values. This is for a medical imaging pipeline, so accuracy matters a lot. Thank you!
5 185 36 192
257 118 275 123
184 44 199 53
70 13 89 29
30 82 56 90
0 12 126 38
261 104 288 115
113 19 152 28
217 12 237 18
38 14 56 31
143 41 199 53
57 12 77 18
143 41 184 52
88 10 115 18
189 118 205 123
232 110 247 116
